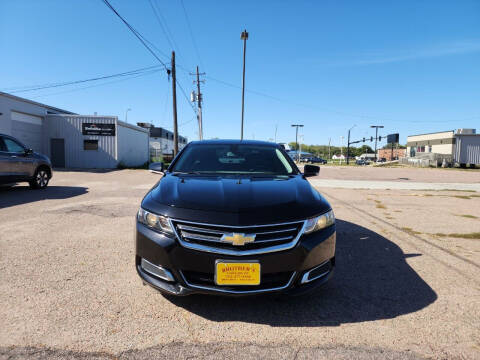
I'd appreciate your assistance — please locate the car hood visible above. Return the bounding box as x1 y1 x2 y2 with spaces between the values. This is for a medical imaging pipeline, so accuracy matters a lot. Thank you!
142 174 331 225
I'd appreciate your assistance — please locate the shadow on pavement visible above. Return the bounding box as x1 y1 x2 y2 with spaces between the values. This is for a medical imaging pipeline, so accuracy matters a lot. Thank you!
0 185 88 209
165 219 437 326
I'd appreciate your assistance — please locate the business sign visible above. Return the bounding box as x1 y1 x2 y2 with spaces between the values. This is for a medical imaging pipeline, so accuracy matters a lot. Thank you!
387 133 399 144
82 123 116 136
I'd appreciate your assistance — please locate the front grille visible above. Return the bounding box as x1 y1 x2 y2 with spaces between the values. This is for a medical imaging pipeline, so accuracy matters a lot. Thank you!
181 270 294 292
171 219 305 252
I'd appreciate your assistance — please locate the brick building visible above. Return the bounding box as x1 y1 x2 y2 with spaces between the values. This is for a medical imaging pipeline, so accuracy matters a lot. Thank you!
377 148 406 161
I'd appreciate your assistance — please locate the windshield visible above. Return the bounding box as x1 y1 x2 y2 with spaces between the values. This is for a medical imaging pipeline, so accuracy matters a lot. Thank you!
171 143 297 175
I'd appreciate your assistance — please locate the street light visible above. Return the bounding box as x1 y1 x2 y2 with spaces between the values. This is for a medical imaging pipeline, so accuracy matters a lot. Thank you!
340 136 344 164
346 124 356 165
370 125 384 162
291 124 304 162
125 108 131 123
240 29 249 140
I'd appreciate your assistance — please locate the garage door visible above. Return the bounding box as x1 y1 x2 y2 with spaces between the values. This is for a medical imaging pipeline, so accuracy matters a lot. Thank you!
11 111 43 152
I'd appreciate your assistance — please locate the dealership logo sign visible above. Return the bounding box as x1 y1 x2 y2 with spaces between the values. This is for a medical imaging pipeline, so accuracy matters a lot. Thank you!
82 123 116 136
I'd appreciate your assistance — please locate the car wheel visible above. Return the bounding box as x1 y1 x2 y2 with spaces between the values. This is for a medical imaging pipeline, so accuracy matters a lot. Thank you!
29 168 50 189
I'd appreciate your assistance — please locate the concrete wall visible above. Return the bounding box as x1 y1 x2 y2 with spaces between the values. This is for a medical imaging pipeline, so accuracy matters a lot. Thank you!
117 121 149 167
45 115 117 168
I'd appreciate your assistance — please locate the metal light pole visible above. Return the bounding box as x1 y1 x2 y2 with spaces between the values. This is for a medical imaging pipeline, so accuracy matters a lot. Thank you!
240 29 249 140
125 108 131 123
370 125 384 162
340 136 344 164
346 124 356 165
291 124 304 162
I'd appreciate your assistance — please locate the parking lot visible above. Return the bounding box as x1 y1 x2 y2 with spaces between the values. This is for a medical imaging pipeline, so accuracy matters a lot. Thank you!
1 168 479 359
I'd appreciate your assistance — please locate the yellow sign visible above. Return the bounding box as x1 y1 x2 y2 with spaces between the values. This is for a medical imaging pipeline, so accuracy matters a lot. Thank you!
221 233 256 246
216 262 261 285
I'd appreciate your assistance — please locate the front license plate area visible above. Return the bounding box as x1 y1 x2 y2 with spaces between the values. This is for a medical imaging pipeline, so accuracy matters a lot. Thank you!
215 261 260 286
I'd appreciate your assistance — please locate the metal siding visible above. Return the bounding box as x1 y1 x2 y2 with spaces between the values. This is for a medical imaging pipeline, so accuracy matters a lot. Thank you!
11 120 43 152
455 136 480 165
117 123 149 166
46 115 117 168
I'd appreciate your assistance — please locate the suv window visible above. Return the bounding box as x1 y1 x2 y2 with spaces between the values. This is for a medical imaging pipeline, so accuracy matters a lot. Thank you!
172 144 296 175
0 137 6 152
3 138 25 153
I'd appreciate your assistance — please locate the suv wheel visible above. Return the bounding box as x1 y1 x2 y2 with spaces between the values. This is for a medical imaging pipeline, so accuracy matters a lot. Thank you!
30 168 49 189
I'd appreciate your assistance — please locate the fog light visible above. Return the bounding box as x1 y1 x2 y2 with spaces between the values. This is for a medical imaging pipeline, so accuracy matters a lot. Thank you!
300 260 332 284
141 258 175 282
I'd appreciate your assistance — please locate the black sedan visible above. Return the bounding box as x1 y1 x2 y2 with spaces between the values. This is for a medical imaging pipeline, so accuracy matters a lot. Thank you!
136 140 336 296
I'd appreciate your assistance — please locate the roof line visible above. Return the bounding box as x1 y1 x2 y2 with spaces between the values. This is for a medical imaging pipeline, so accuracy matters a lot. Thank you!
407 130 454 138
0 91 76 115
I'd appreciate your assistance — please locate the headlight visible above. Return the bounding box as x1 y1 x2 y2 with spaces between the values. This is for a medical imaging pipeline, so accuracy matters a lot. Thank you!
304 210 335 234
137 208 173 234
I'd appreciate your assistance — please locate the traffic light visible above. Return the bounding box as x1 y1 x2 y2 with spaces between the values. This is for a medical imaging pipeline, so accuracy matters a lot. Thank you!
379 136 382 141
370 136 373 142
363 137 365 142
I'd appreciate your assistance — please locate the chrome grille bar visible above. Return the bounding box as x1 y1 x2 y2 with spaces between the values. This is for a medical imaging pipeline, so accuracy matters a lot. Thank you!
170 218 307 256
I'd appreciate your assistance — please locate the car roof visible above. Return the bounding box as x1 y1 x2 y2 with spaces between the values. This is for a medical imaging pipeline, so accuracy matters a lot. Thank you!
188 139 278 146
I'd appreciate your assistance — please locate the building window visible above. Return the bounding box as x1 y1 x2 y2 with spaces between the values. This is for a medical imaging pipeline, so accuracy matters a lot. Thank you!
428 145 432 153
416 146 425 153
84 139 98 150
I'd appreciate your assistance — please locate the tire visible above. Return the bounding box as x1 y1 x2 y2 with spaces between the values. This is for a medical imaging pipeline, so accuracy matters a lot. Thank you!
29 168 50 189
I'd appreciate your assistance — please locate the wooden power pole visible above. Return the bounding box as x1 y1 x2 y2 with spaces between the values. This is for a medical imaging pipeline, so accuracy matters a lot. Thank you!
171 51 178 156
191 66 205 140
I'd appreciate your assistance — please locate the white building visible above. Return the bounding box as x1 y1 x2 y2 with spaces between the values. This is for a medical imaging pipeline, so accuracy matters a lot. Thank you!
0 91 149 168
406 129 480 166
137 123 187 159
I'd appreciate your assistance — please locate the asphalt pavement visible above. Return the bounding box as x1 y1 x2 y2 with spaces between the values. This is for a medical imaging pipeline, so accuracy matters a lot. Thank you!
1 168 479 359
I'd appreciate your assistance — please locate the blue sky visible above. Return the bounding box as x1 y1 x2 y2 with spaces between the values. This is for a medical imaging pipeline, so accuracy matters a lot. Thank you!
1 0 479 146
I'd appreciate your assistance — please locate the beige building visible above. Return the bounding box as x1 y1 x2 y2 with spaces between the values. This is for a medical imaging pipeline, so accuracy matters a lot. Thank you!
406 130 455 157
406 129 480 166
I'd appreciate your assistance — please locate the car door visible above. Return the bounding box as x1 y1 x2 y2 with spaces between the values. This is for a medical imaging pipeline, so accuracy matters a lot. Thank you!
0 137 12 182
2 136 30 180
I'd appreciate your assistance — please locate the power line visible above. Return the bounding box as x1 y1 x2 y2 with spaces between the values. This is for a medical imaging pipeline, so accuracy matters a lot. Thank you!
101 0 169 70
29 69 162 99
101 0 196 117
179 0 204 69
148 0 177 54
2 65 162 94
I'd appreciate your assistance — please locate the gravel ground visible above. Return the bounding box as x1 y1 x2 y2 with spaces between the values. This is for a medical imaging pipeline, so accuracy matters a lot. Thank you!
0 168 479 359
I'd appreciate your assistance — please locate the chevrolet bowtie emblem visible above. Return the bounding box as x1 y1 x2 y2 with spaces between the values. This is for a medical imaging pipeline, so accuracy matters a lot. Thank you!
221 233 256 246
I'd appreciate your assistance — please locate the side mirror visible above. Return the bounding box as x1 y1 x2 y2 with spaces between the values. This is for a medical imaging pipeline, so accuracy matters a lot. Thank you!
304 164 320 177
24 148 33 156
149 162 164 174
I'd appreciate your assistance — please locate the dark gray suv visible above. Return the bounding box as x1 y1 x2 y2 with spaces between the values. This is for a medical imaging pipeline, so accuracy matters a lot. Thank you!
0 133 52 189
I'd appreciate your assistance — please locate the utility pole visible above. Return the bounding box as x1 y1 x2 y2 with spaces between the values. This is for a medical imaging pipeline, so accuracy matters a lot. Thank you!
370 125 384 162
191 66 205 140
240 30 249 140
291 124 304 162
328 138 331 160
171 51 178 156
346 124 356 165
340 136 344 164
274 124 278 143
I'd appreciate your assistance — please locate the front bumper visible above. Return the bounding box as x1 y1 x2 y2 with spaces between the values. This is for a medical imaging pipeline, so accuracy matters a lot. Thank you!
135 222 336 296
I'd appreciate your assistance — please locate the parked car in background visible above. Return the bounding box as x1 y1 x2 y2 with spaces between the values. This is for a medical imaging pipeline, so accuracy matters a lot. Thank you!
355 159 370 166
306 156 327 164
136 140 336 296
0 133 52 189
376 158 387 163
